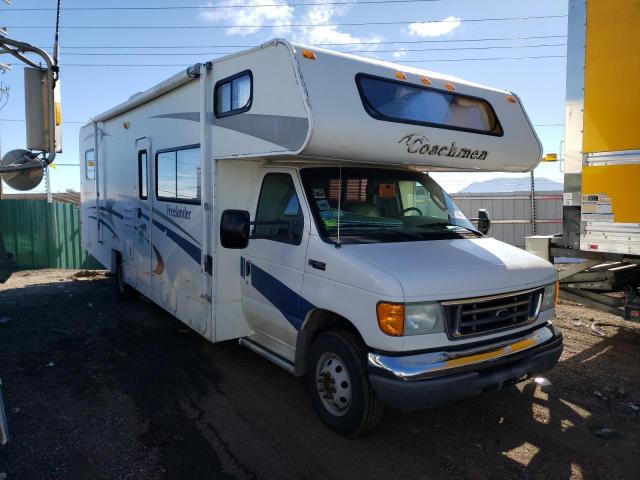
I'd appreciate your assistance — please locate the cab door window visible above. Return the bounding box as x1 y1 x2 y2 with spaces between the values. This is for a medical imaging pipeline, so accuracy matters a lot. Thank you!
254 173 303 245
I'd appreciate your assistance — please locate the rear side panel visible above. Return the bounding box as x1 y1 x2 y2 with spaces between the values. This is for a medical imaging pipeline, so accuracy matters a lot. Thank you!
579 0 640 255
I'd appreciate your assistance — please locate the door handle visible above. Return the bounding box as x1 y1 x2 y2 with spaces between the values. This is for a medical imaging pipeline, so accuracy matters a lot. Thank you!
136 207 142 219
245 260 251 277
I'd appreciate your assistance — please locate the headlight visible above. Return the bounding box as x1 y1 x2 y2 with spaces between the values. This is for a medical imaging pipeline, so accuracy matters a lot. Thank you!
540 282 558 312
404 302 445 335
377 301 445 336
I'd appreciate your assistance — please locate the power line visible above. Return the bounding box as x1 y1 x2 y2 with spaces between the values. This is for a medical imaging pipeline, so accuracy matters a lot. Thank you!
0 119 565 127
3 14 568 29
3 54 567 68
0 0 456 11
401 54 566 63
52 34 569 49
54 43 566 56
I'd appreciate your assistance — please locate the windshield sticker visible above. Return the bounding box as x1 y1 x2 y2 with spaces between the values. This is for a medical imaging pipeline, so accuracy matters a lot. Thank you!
379 183 396 198
399 134 489 161
316 199 331 211
313 188 326 199
450 208 467 220
319 209 334 220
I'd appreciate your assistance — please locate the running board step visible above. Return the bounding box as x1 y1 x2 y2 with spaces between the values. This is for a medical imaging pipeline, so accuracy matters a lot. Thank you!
238 338 295 374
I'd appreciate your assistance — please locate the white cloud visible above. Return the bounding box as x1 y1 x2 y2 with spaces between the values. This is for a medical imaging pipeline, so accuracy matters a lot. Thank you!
408 16 462 38
198 0 382 54
198 0 294 36
392 48 408 59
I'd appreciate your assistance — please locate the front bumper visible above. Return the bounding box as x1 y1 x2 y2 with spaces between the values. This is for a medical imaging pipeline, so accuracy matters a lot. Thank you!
368 323 563 411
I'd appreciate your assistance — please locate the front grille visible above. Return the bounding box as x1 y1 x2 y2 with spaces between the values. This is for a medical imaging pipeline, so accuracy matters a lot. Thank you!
443 288 543 338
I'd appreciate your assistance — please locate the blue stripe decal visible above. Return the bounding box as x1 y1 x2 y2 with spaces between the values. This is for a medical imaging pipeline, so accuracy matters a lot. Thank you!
152 219 201 265
250 264 314 330
88 215 119 240
99 205 123 219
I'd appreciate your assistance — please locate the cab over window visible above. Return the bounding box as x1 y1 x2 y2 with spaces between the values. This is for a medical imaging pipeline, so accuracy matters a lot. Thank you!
254 173 303 245
215 71 252 117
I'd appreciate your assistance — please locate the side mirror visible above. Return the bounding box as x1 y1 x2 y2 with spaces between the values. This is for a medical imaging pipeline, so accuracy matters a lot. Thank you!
477 209 491 235
220 210 250 249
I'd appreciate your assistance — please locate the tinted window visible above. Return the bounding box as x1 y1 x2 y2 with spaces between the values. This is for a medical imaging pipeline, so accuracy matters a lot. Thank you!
357 74 502 136
156 146 200 203
254 173 303 245
138 151 148 199
215 71 252 117
85 149 95 180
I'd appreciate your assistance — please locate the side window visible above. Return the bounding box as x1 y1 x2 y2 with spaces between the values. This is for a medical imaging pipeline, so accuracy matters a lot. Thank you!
214 71 252 117
254 173 303 245
156 146 201 203
85 149 95 180
138 150 148 199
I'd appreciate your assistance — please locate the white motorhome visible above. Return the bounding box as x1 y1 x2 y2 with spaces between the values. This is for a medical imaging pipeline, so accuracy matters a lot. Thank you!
80 39 562 435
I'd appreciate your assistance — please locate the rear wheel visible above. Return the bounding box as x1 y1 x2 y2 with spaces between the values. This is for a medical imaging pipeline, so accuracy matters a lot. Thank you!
306 329 384 436
116 253 136 298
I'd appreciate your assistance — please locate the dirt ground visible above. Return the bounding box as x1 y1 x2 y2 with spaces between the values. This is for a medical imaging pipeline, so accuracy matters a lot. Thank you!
0 269 638 480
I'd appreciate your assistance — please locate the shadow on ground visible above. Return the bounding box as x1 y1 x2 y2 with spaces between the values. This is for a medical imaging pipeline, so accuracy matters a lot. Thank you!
0 270 638 479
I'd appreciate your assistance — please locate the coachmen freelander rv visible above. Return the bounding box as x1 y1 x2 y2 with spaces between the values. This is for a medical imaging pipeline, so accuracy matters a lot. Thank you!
80 39 562 435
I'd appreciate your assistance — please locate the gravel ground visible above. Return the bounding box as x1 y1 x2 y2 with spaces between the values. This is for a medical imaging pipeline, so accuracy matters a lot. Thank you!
0 269 639 480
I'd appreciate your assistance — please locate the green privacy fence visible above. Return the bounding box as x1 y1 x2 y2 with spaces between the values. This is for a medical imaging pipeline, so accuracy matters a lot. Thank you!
0 199 103 270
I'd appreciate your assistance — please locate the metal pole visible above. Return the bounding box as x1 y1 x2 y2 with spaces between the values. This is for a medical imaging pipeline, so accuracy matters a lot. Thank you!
530 169 537 235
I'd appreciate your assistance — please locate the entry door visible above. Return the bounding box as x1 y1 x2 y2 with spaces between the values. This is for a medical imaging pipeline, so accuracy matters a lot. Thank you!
241 170 310 360
133 137 153 296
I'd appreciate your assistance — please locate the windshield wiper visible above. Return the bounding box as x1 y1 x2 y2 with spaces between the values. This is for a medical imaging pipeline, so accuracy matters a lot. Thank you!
417 222 483 236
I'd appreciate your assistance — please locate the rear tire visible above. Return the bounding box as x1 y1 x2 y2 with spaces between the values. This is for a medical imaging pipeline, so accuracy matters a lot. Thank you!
116 253 136 298
306 329 384 436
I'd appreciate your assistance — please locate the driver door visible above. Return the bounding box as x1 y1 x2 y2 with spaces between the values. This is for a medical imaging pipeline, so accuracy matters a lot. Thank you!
240 169 310 361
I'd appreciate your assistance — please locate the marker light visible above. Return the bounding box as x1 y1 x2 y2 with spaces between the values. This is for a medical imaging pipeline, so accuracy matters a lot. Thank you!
555 280 560 305
507 95 517 104
445 82 455 91
395 71 407 80
377 302 404 336
55 102 62 126
420 76 431 86
302 50 317 60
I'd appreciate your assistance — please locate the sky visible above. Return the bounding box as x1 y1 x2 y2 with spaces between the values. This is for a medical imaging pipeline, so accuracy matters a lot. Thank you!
0 0 567 194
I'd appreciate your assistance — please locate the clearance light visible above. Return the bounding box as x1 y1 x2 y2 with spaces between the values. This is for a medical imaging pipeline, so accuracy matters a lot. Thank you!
54 102 62 126
377 302 404 336
507 95 517 104
555 280 560 305
395 71 407 80
445 82 455 91
420 76 431 86
302 50 317 60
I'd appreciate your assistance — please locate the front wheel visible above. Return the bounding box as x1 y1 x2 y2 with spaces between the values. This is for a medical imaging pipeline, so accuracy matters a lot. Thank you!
306 330 384 436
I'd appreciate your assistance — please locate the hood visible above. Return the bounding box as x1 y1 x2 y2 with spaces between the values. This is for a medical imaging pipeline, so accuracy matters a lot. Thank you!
344 237 557 301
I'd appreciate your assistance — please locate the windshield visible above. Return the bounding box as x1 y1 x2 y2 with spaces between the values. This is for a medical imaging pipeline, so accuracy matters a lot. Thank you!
300 167 480 244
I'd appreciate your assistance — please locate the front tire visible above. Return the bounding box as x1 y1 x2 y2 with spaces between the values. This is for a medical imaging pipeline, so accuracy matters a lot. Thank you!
306 330 384 436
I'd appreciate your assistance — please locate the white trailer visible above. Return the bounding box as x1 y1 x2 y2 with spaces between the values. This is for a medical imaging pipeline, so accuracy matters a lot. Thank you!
80 39 562 435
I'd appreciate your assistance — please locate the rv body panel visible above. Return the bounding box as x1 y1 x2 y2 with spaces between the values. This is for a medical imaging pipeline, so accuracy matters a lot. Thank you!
80 39 560 429
295 45 542 172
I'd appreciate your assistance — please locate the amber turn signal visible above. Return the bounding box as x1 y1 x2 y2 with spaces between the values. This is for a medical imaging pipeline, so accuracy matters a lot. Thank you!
302 50 317 60
377 302 404 336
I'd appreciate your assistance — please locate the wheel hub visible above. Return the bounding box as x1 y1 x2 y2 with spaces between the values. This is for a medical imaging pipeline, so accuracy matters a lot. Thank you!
315 353 352 416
